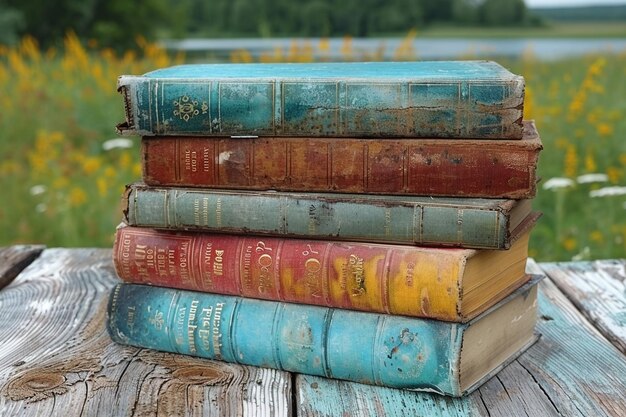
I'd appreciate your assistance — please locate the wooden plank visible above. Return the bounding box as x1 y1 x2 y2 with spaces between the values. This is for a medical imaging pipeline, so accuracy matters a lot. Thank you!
0 245 45 290
539 259 626 354
0 248 292 417
296 260 626 417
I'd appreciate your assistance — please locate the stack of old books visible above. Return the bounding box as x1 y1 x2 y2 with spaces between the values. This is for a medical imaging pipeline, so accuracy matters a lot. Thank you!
107 61 543 397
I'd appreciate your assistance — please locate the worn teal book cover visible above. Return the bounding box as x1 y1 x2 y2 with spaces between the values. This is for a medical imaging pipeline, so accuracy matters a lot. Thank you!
123 183 534 249
106 278 540 396
117 61 524 139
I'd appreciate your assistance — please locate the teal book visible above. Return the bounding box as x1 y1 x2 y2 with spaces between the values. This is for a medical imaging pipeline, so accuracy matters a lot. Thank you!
106 277 540 397
116 61 524 139
123 183 536 249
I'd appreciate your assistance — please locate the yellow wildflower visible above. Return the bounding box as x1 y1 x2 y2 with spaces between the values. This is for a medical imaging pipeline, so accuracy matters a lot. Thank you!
564 145 578 178
1 160 22 175
596 123 613 137
563 237 577 252
607 167 622 183
104 166 117 178
97 177 109 198
340 36 353 59
69 186 88 207
53 177 69 189
590 231 604 243
119 152 132 169
318 38 330 53
82 156 102 175
588 58 606 77
584 152 597 173
586 112 598 124
28 153 47 175
524 86 534 119
132 162 142 177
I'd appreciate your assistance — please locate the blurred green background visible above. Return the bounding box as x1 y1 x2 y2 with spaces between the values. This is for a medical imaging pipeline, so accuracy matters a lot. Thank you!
1 0 625 261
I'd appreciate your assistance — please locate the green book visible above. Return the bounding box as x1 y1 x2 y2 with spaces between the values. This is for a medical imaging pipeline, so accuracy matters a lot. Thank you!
117 61 524 139
123 183 537 249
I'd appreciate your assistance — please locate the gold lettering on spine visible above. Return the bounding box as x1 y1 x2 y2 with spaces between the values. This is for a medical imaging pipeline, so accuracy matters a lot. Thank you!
175 306 187 345
256 241 274 293
214 250 224 277
168 249 176 275
384 208 392 237
156 248 167 277
133 244 150 281
126 305 136 333
242 245 253 291
203 147 211 172
202 243 213 289
302 244 322 298
194 198 201 226
304 258 322 298
202 197 209 225
340 254 365 296
216 198 222 227
119 236 132 277
179 241 191 285
198 306 213 350
405 262 415 286
187 300 199 354
213 302 225 359
308 205 317 234
184 149 198 172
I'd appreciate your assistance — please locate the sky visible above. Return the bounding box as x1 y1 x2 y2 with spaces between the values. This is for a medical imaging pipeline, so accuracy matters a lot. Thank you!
526 0 626 7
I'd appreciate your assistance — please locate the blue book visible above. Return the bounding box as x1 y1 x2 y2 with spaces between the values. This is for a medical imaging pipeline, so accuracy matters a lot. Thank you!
117 61 524 139
106 277 540 397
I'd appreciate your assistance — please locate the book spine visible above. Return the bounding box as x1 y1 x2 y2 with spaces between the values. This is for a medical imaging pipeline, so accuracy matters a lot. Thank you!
113 226 467 321
124 185 511 249
107 283 463 395
141 134 541 199
117 76 523 139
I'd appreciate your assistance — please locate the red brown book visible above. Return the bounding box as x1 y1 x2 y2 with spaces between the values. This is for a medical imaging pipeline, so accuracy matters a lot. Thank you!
142 120 542 199
113 219 536 322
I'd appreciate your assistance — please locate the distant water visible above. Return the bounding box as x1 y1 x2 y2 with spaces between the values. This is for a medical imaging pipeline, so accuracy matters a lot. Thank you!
162 37 626 61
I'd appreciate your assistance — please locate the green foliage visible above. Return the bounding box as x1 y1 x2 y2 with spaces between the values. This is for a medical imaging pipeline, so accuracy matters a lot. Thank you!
2 0 544 44
172 0 534 38
480 0 527 26
0 4 24 45
2 0 181 50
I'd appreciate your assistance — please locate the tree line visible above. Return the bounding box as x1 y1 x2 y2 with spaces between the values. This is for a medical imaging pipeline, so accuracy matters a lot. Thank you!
1 0 538 50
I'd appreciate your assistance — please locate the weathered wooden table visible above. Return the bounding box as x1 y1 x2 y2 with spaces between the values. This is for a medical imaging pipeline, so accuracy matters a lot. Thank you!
1 246 625 416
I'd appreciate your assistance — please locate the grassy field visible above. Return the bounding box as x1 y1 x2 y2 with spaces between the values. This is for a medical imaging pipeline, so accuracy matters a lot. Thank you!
0 34 625 261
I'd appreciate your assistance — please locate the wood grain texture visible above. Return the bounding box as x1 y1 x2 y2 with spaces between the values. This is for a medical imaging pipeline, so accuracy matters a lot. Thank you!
0 248 291 417
0 244 44 290
296 260 626 417
539 259 626 354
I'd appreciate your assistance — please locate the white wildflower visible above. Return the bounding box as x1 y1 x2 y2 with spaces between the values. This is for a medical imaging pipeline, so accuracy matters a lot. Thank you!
577 173 609 184
589 186 626 198
542 177 575 190
102 138 134 151
29 185 47 196
36 203 47 213
572 247 591 262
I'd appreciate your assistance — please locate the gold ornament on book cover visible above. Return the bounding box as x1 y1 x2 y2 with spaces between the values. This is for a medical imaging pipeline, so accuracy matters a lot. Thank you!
173 95 208 122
